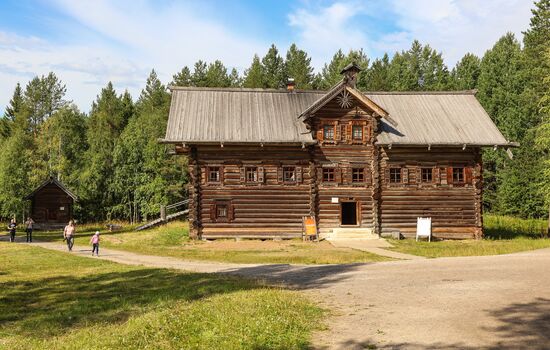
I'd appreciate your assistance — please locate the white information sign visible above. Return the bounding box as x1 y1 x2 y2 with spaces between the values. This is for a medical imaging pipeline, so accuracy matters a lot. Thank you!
416 217 432 242
331 197 339 204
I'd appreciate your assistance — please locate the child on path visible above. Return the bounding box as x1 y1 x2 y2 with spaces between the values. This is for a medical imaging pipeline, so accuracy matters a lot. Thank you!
90 231 100 256
63 220 76 251
7 218 16 242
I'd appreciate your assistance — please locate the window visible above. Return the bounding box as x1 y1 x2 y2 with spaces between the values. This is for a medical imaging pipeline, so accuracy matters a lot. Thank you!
245 167 258 182
323 168 335 182
352 125 363 140
421 168 433 183
323 125 334 140
452 167 464 183
208 167 220 182
389 168 402 183
283 167 296 182
352 168 364 183
216 205 227 218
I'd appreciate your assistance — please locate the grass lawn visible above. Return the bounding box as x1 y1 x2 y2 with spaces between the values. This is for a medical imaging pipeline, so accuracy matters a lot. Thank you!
34 222 392 264
0 243 324 350
389 215 550 258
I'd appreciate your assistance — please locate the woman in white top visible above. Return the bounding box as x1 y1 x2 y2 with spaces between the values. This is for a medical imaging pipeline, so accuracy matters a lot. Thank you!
63 220 76 251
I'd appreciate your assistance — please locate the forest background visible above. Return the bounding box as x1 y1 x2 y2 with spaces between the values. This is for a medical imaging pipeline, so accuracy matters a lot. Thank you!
0 1 548 223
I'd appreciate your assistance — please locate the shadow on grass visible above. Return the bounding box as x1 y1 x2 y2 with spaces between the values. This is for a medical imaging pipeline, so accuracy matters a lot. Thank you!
318 298 550 350
0 268 257 337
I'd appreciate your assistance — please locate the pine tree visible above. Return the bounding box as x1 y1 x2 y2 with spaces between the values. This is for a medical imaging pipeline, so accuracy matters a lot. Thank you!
523 0 550 93
451 53 481 90
228 68 242 87
319 49 346 89
365 54 391 91
388 40 450 91
262 44 285 89
4 83 23 121
243 54 265 88
172 66 192 86
22 73 68 135
80 82 126 220
191 60 208 87
535 50 550 208
284 44 314 89
205 60 231 87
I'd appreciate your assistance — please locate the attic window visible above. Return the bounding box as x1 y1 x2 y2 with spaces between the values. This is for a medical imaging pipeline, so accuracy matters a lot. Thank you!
323 168 335 182
352 168 364 183
352 125 363 140
245 167 258 182
323 125 335 140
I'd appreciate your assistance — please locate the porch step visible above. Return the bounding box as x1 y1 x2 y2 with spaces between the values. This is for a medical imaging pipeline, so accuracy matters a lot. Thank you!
325 228 380 241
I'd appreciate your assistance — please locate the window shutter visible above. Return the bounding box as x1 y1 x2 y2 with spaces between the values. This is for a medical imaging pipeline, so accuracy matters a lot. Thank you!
434 167 440 184
416 167 421 184
220 166 224 184
277 167 283 183
403 168 409 184
446 167 453 184
228 203 235 221
258 166 264 183
335 122 341 141
296 166 303 183
465 167 473 184
385 168 390 184
346 123 352 143
240 167 245 183
335 167 342 184
210 204 216 221
317 167 323 182
362 124 368 143
317 126 324 141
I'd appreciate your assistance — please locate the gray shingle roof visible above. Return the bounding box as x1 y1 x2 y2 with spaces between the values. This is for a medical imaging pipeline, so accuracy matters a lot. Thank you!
163 87 513 147
164 87 323 144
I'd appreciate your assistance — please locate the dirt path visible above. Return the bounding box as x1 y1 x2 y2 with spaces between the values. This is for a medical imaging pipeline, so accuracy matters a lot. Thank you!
28 241 550 349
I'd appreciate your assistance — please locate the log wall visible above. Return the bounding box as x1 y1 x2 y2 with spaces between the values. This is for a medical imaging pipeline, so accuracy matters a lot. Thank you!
380 147 481 239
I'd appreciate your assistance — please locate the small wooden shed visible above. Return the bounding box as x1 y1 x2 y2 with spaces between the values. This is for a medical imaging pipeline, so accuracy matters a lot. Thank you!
25 177 78 225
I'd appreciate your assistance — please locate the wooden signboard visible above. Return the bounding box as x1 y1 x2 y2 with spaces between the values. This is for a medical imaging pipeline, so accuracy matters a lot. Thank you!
302 216 318 241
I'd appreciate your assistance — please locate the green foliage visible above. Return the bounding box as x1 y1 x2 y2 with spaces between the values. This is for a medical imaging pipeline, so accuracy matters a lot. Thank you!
387 40 450 91
285 43 315 89
451 53 481 90
364 53 391 90
191 60 208 87
243 54 265 88
262 44 285 89
318 49 370 89
172 66 192 86
0 244 324 349
4 82 23 122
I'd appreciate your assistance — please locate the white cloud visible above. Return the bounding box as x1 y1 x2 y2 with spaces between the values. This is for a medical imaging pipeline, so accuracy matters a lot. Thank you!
1 0 267 112
289 0 533 67
288 1 373 68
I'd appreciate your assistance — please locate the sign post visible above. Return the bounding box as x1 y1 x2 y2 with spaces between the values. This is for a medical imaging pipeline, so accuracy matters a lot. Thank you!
302 216 318 242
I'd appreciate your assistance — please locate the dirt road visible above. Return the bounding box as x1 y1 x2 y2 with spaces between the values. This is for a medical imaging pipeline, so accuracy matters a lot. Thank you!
30 241 550 349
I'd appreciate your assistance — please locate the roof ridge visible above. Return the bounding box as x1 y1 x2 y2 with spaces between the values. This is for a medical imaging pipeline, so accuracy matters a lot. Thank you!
363 90 477 95
169 86 326 93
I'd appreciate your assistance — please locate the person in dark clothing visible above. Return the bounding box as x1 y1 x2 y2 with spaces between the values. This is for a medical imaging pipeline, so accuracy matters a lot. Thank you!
25 217 34 243
7 218 16 242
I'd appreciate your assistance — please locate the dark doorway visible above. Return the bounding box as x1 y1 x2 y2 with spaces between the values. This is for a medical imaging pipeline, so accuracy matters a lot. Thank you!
341 201 357 226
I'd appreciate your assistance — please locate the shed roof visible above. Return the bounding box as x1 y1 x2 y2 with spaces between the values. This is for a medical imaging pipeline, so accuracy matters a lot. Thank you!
24 177 78 201
163 87 513 147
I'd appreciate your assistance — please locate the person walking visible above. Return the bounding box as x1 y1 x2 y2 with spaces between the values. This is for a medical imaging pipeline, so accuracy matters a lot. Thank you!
63 220 76 251
25 217 35 243
90 231 100 256
7 218 16 242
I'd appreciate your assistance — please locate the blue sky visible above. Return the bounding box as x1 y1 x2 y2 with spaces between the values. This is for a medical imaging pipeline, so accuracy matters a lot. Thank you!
0 0 534 112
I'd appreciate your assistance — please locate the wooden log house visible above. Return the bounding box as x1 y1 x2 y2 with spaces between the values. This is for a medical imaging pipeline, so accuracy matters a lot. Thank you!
162 64 517 239
24 177 78 228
